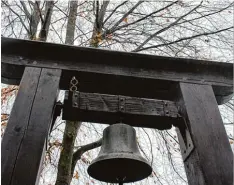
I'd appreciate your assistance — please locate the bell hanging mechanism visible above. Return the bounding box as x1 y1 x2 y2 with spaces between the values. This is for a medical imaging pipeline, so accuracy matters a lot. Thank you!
88 123 152 184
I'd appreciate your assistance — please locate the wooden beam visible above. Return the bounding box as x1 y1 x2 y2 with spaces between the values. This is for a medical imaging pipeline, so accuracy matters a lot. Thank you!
1 67 61 185
1 37 233 104
63 91 181 130
176 83 233 185
1 67 41 185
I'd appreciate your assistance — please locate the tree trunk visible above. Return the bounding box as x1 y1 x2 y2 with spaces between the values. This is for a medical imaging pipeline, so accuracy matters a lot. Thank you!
55 1 81 185
65 1 78 45
90 0 109 47
55 2 105 184
39 1 54 41
30 2 40 39
20 1 41 40
55 121 81 185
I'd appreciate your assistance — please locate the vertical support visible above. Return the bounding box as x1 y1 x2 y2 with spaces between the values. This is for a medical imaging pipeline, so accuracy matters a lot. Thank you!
1 67 61 185
176 83 233 185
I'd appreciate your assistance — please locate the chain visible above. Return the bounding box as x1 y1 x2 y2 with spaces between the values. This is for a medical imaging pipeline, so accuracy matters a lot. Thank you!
70 76 78 92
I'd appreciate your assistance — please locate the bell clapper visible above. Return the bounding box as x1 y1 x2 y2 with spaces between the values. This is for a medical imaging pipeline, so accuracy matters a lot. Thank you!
117 176 125 185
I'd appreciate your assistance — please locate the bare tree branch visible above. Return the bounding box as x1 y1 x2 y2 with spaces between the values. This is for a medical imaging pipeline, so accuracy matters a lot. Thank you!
106 1 144 34
36 1 44 24
103 0 127 24
134 1 203 51
20 1 31 19
98 0 109 29
70 138 102 181
39 1 54 41
2 1 30 34
134 26 233 52
112 1 178 33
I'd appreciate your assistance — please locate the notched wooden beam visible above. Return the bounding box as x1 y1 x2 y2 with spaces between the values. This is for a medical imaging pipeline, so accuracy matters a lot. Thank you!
63 91 182 130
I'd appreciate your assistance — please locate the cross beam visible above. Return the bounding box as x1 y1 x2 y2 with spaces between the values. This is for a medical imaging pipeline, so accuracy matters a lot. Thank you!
1 37 233 104
63 91 181 130
1 37 233 185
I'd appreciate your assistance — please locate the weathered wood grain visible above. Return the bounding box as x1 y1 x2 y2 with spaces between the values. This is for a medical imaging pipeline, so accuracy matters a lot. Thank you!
2 67 41 185
1 67 61 185
63 91 181 130
1 37 233 104
176 83 233 185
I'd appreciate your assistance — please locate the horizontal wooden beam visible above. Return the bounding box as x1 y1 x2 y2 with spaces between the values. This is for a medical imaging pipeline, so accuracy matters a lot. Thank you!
2 37 233 104
63 91 182 130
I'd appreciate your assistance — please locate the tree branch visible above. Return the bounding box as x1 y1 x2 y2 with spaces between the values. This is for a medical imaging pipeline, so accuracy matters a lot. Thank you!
2 1 30 34
70 138 102 180
39 1 54 41
36 1 44 24
103 0 127 24
179 2 234 25
134 1 203 51
106 1 144 34
134 26 233 52
19 1 31 19
97 0 109 29
112 1 178 33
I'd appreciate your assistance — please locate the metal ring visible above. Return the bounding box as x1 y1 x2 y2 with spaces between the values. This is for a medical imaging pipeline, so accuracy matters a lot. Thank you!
70 86 77 92
71 79 78 86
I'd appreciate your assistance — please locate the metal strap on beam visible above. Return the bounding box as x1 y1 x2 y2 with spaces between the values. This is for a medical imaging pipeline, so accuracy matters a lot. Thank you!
63 91 182 130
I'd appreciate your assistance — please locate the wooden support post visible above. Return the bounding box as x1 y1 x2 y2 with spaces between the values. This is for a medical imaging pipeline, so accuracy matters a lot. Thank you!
176 83 233 185
1 67 61 185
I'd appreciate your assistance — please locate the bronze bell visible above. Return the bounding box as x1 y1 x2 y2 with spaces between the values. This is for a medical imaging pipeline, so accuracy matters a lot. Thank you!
87 123 152 183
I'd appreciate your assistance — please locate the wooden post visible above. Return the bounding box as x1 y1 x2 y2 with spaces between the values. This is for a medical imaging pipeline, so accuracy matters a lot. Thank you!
1 67 61 185
177 83 233 185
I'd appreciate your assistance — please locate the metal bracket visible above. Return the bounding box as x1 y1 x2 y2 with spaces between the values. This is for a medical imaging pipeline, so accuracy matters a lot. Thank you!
176 122 194 161
163 101 170 116
72 91 79 108
118 96 125 112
